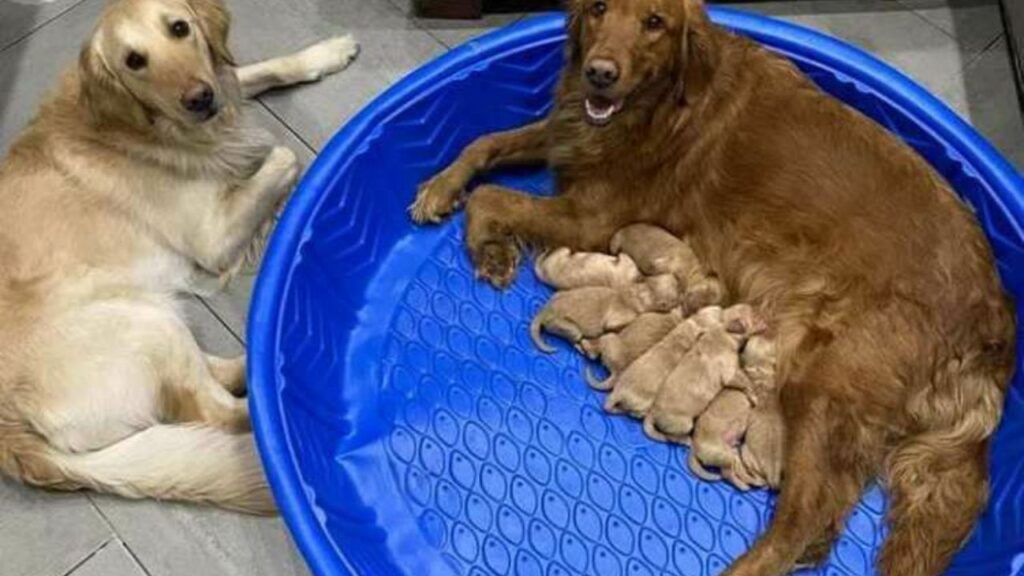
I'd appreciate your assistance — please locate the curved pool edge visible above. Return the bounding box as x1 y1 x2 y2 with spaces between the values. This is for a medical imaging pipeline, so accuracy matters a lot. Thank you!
248 10 1024 576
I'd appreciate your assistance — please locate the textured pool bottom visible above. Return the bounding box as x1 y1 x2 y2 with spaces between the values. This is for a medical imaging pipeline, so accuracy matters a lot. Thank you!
250 9 1024 576
364 205 891 576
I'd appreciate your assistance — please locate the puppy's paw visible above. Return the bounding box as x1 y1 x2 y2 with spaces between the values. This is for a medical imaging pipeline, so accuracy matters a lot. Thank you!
472 239 520 288
299 35 360 81
410 171 464 224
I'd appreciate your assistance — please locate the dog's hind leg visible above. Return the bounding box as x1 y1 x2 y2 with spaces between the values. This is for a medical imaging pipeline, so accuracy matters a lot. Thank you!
878 439 988 576
877 361 1004 576
722 383 871 576
236 36 359 98
157 325 250 433
206 355 246 396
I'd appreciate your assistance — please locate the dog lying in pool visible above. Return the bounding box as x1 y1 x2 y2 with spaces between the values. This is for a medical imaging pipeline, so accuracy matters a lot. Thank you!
410 0 1016 574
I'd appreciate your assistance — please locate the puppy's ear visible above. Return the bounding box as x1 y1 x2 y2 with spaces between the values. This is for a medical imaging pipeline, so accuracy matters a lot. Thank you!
188 0 234 66
674 0 717 106
78 42 150 129
564 0 584 64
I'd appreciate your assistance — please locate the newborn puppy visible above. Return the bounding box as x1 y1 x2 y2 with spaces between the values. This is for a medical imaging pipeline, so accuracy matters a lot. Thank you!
535 247 641 290
530 274 680 352
739 335 784 489
642 304 763 443
609 224 723 311
688 384 759 491
603 306 724 417
581 309 684 390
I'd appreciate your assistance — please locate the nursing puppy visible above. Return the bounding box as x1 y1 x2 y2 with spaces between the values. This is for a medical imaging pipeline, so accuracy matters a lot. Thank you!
0 0 356 513
535 246 641 289
740 335 785 489
688 385 758 491
581 309 683 390
642 304 761 442
530 274 680 352
603 305 723 417
611 224 723 311
411 0 1015 573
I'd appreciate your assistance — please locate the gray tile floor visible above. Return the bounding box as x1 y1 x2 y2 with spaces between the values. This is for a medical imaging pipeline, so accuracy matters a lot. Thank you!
0 0 1021 574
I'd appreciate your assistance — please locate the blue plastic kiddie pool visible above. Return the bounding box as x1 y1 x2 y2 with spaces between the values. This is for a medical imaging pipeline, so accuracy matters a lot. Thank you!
248 8 1024 576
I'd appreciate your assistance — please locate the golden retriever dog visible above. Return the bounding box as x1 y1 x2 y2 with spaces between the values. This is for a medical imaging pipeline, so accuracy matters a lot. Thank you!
0 0 357 514
411 0 1016 574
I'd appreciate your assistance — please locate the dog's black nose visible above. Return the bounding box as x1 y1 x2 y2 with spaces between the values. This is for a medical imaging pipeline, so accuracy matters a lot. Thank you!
182 83 215 113
585 59 620 89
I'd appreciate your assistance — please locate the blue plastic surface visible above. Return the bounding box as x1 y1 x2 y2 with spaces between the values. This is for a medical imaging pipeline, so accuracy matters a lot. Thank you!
248 9 1024 576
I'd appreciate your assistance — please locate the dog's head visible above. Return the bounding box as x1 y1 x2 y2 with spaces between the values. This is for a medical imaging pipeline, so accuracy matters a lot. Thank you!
78 0 234 129
565 0 714 126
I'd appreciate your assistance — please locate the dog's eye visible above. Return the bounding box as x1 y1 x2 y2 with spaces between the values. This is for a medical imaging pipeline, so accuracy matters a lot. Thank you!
589 1 607 17
170 20 190 38
125 51 148 71
644 14 665 31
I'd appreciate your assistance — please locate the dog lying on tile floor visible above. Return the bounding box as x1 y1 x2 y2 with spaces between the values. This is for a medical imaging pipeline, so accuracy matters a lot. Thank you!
0 0 356 514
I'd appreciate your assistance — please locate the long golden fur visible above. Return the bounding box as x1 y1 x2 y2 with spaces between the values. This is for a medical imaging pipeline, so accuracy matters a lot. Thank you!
411 0 1016 573
0 0 356 513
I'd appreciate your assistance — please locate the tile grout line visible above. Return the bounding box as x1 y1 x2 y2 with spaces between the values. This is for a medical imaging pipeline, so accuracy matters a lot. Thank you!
0 0 93 54
196 294 246 345
58 535 114 576
84 496 157 576
960 32 1008 76
251 97 319 156
882 0 1005 69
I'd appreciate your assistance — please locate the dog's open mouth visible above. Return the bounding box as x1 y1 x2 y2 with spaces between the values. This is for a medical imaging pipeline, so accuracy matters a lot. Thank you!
584 95 622 126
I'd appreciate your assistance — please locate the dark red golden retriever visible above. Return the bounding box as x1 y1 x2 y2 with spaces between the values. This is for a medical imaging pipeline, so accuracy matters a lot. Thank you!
410 0 1016 574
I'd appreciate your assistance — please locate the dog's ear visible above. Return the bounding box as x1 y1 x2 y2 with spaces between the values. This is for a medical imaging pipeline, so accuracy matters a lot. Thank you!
188 0 234 66
674 0 717 106
78 42 150 129
564 0 584 64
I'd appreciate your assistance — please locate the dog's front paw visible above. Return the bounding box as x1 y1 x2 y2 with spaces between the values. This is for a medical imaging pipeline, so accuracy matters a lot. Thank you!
472 239 520 289
300 35 359 81
409 171 464 224
260 146 301 193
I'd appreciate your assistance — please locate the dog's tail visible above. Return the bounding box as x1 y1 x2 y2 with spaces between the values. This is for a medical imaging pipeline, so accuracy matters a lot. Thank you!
879 354 1007 576
2 423 274 514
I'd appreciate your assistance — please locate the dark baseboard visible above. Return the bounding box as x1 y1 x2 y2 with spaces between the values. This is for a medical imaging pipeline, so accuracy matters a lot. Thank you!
414 0 560 19
414 0 482 19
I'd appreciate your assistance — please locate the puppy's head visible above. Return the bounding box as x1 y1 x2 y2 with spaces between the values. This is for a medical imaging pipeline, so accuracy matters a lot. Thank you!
565 0 714 127
79 0 234 129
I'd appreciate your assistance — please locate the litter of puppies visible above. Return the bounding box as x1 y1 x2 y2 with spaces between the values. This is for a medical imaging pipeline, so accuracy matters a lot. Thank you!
531 223 785 492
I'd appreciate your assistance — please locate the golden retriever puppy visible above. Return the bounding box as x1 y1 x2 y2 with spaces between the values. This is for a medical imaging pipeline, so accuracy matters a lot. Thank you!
740 335 784 489
581 309 683 390
0 0 357 514
530 274 680 352
535 246 641 289
643 304 762 443
688 385 758 491
610 224 723 311
603 305 723 416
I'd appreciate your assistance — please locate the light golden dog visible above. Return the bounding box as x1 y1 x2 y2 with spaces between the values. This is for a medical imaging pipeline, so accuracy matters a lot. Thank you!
0 0 357 514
